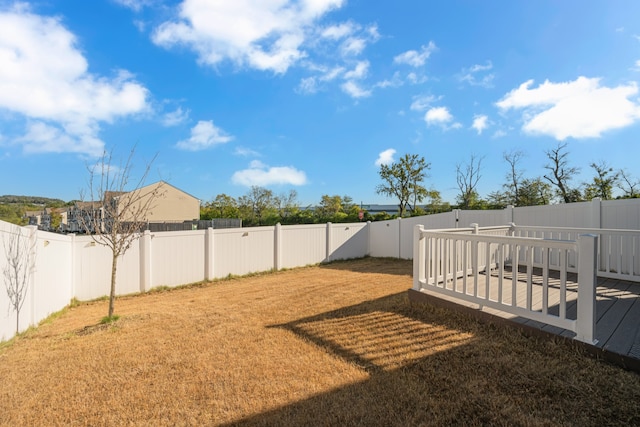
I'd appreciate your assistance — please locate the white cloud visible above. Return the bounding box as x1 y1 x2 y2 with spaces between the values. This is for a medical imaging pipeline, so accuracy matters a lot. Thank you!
341 81 371 98
406 72 427 85
471 115 489 135
234 146 260 157
375 148 396 166
18 121 101 155
297 77 318 94
320 66 345 81
410 95 437 111
176 120 233 151
393 41 437 67
340 37 366 56
366 24 380 41
162 107 189 126
321 22 356 40
459 60 494 87
633 60 640 71
152 0 345 74
496 77 640 140
232 160 307 186
112 0 154 12
0 6 149 156
343 61 369 80
492 129 507 139
375 71 403 89
424 107 462 130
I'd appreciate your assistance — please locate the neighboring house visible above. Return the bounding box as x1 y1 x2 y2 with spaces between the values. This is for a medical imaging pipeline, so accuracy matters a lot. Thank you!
113 181 200 223
25 207 67 231
50 181 201 233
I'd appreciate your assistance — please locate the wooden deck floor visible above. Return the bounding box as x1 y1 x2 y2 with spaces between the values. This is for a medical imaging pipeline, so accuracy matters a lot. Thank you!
410 268 640 369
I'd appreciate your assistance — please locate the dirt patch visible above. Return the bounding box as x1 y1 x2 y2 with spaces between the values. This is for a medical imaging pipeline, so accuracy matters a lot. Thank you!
0 258 638 426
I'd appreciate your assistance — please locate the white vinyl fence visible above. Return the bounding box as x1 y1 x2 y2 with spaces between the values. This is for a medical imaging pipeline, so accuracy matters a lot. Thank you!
1 198 640 341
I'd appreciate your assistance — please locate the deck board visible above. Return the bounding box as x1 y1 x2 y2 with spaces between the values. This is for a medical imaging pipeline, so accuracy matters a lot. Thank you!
603 296 640 355
418 268 640 364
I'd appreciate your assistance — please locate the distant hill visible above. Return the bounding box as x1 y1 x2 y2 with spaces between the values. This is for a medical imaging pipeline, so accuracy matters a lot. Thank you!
0 195 67 206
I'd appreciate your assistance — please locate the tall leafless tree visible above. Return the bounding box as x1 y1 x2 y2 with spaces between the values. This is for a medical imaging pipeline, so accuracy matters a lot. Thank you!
503 150 525 206
456 154 484 209
543 142 580 203
618 169 639 198
2 225 36 334
80 148 163 319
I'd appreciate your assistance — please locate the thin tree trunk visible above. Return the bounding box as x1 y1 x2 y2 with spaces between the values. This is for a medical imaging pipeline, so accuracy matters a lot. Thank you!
109 254 118 317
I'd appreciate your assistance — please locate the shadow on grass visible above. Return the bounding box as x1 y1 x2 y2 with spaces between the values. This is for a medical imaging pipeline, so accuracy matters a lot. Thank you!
222 290 640 426
318 257 413 276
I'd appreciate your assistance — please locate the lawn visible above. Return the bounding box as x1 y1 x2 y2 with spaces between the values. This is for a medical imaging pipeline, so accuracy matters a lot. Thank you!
0 258 639 426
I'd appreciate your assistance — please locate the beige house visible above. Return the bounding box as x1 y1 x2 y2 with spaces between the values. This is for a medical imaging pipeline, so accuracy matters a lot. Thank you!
114 181 200 223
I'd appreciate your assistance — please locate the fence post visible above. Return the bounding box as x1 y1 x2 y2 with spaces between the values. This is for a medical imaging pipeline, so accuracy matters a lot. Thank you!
576 234 598 344
591 198 602 229
413 225 425 291
366 221 372 256
397 217 402 259
70 233 76 300
205 227 215 281
471 223 479 283
139 230 152 293
274 223 282 271
506 205 515 224
26 226 37 329
325 222 332 262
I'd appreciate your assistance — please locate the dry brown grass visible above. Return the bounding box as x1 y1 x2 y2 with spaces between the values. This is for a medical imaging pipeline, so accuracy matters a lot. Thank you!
1 258 639 426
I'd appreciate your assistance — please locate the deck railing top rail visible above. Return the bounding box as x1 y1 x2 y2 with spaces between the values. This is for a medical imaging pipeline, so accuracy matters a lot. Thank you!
513 225 640 237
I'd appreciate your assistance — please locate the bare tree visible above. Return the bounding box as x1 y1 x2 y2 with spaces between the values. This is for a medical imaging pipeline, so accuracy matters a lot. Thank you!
543 142 580 203
2 225 36 334
456 154 484 209
80 148 163 319
503 150 525 206
618 169 639 198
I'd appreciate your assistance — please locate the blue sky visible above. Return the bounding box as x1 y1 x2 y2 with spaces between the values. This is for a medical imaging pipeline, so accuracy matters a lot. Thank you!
1 1 639 206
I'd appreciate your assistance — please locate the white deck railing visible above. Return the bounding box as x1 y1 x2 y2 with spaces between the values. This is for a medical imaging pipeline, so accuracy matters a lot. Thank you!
512 225 640 283
413 224 598 343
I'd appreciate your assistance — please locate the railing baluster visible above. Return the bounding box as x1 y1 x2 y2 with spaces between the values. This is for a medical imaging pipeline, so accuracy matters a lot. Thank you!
542 247 549 315
526 245 533 311
462 240 468 295
512 243 519 307
452 238 458 292
485 241 491 300
559 248 567 320
498 243 504 304
443 237 449 289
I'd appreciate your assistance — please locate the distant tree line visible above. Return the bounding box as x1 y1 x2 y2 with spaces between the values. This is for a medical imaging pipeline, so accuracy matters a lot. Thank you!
200 188 382 227
3 142 639 228
200 143 639 227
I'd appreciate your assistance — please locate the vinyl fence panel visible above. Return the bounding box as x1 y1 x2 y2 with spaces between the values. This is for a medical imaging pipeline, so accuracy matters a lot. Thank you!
369 219 400 258
213 226 275 278
150 230 206 288
280 224 327 268
32 231 73 326
601 199 640 230
329 222 368 261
